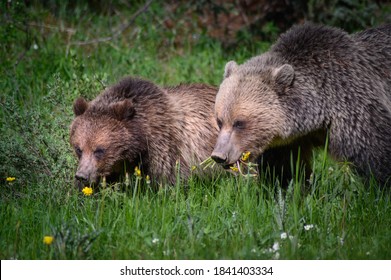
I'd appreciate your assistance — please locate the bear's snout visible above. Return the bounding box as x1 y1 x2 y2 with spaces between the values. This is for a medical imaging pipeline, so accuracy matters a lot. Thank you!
211 152 227 164
75 157 99 185
75 171 89 183
212 129 239 165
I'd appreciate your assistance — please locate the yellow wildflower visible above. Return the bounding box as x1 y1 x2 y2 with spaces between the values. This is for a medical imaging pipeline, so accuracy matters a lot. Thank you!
146 175 151 185
230 166 239 172
82 186 93 196
6 177 16 182
43 236 54 245
134 166 141 178
191 165 197 171
241 151 251 161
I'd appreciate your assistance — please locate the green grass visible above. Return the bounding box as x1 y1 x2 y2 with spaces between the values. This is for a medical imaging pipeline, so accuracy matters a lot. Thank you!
1 2 391 260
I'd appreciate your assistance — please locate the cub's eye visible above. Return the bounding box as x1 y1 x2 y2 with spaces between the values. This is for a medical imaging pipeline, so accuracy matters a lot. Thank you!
75 147 82 158
94 148 105 159
216 118 223 129
233 120 245 129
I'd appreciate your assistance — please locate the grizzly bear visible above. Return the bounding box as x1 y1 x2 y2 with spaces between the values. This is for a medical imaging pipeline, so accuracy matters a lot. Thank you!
70 77 219 189
211 23 391 186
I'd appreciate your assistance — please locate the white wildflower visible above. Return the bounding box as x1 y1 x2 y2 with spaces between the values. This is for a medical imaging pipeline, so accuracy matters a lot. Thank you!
304 224 315 231
272 242 280 252
152 238 159 244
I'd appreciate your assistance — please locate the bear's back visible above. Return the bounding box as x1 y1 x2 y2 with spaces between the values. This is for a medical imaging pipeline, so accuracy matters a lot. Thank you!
353 24 391 97
165 84 218 168
271 23 355 67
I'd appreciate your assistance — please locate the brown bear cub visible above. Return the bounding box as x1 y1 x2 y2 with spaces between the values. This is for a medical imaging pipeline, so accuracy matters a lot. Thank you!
212 23 391 186
70 77 218 189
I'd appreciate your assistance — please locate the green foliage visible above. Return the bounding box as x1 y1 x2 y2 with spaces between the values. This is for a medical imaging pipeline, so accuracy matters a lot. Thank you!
1 2 391 260
307 0 391 32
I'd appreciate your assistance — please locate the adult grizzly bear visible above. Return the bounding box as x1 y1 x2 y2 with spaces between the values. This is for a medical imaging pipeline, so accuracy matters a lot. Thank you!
70 77 218 189
211 23 391 185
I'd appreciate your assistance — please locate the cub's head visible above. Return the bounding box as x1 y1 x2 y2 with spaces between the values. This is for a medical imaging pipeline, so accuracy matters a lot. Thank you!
70 97 143 189
211 58 294 167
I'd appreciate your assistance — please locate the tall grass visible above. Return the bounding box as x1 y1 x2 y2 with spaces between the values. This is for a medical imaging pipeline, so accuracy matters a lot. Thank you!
1 2 391 260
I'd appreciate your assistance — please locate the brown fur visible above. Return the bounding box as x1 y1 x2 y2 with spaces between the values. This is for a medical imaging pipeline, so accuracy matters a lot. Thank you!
212 23 391 186
70 77 218 189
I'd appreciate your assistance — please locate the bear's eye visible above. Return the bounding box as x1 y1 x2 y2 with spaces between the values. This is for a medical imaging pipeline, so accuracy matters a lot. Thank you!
216 118 223 129
233 120 245 129
75 146 82 158
94 148 105 159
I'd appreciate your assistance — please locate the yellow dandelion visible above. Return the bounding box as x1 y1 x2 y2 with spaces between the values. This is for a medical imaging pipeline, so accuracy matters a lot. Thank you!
6 177 16 182
241 151 251 161
43 235 54 245
82 186 93 196
230 166 239 172
146 175 151 185
134 166 141 178
191 165 197 171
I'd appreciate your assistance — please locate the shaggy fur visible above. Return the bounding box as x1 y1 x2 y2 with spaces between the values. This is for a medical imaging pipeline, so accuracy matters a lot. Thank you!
212 23 391 185
70 77 218 189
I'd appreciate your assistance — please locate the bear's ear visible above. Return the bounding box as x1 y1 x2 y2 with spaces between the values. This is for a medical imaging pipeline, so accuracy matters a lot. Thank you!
272 64 295 89
224 61 238 79
73 97 89 116
111 99 135 121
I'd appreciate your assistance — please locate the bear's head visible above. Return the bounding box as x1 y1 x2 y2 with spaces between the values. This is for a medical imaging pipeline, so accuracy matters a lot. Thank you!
70 97 143 189
211 58 294 167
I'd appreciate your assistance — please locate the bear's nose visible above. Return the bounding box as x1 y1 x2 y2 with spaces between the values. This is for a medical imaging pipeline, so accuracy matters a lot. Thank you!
211 152 227 164
75 172 89 182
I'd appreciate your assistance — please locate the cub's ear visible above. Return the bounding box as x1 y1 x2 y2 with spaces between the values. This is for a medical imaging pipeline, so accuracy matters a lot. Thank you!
272 64 295 88
111 99 135 121
73 97 89 116
224 61 238 79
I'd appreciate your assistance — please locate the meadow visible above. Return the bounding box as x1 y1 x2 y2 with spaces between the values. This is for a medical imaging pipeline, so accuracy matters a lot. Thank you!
1 1 391 260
